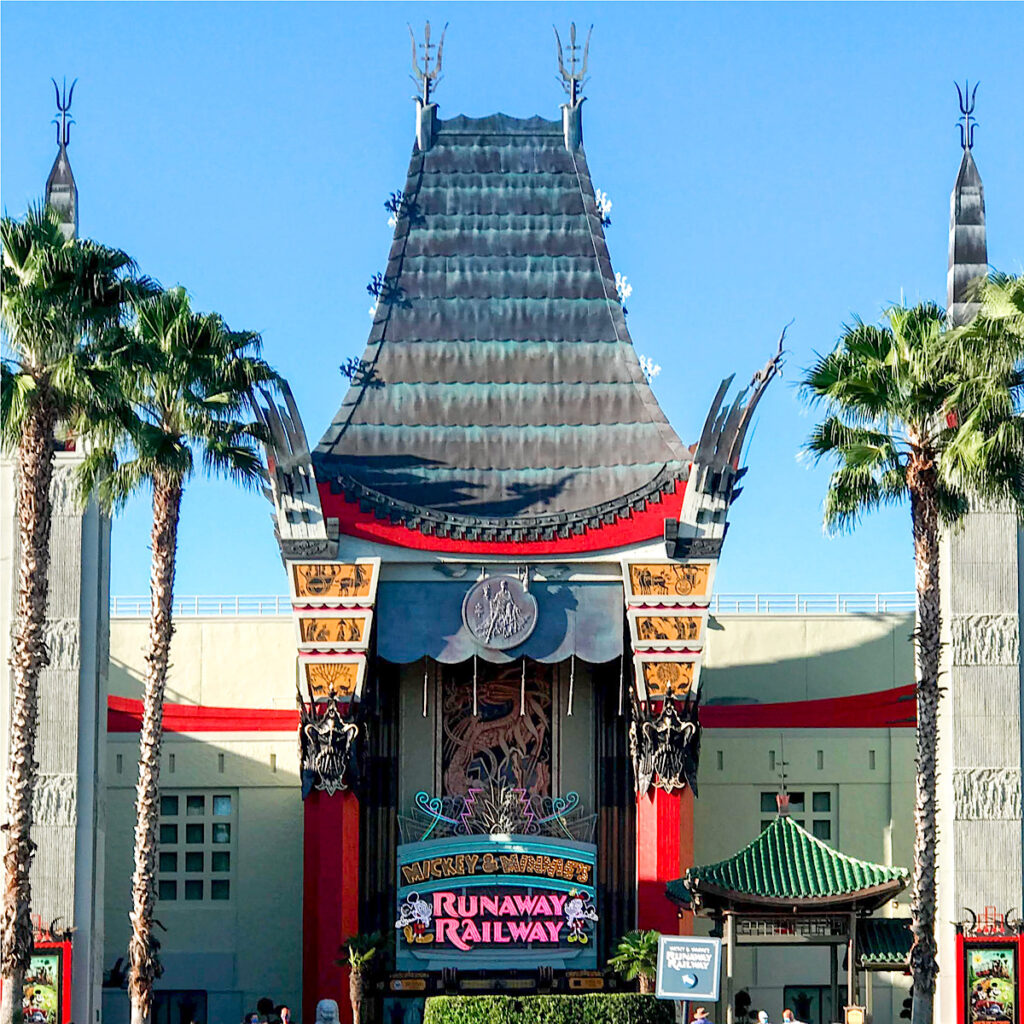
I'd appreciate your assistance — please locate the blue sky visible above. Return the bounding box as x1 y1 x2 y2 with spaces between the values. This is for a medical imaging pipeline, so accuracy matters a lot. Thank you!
2 2 1022 598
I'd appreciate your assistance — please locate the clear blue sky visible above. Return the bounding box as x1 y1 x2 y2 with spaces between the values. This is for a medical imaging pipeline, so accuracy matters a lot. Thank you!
3 3 1022 598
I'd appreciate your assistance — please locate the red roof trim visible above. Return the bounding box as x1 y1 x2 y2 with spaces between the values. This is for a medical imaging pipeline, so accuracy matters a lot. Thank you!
701 684 917 729
107 685 916 734
318 479 686 555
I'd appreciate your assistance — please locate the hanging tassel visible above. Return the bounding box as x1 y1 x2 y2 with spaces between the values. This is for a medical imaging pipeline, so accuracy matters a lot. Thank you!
617 651 625 716
567 653 575 716
473 654 479 717
422 659 429 718
520 658 526 716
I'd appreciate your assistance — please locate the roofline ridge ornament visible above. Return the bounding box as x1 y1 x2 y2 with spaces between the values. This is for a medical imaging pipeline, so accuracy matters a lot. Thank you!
955 79 979 150
554 22 591 107
409 21 447 106
51 76 77 148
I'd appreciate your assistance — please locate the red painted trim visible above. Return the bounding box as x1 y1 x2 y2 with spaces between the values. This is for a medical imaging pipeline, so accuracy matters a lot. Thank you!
303 790 360 1024
107 695 298 733
107 685 917 735
319 479 687 555
700 684 917 729
2 939 73 1024
636 787 682 935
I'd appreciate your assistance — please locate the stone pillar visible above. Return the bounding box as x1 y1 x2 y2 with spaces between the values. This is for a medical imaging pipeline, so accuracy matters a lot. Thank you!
0 448 110 1024
936 510 1023 1021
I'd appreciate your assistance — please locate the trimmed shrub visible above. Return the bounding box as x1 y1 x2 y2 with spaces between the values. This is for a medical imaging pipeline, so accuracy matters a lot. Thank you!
423 994 673 1024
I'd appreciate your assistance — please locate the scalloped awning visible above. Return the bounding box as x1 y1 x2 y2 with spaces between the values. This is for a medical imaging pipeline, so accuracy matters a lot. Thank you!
377 580 623 664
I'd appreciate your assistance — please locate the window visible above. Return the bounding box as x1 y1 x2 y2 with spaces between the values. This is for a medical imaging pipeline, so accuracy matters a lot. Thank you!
158 789 236 902
760 788 836 844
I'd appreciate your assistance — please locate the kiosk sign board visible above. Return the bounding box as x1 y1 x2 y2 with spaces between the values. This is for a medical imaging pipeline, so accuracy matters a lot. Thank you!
655 935 722 1001
395 833 598 971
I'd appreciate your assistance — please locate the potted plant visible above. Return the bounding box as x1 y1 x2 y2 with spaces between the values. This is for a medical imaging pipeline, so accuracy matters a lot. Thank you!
338 931 388 1024
608 929 660 994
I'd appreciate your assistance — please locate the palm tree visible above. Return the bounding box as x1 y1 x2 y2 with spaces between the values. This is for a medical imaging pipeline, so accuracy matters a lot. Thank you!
607 929 660 994
0 204 150 1022
801 276 1024 1024
81 286 279 1024
337 932 388 1024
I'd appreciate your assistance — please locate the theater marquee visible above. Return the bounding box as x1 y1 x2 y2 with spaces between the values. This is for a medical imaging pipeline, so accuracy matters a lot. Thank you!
395 834 598 971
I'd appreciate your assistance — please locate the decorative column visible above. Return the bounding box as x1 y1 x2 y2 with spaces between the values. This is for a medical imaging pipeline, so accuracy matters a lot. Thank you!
623 560 713 933
288 560 380 1024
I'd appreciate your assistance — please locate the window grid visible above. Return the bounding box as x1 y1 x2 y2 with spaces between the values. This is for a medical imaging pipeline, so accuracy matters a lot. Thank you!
760 787 837 843
157 789 236 903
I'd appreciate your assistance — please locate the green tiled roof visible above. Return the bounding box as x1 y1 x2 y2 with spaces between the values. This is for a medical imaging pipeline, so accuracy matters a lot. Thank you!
667 816 908 908
857 917 912 969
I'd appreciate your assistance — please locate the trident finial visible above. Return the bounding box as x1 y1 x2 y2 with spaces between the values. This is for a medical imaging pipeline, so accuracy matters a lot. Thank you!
51 77 77 148
554 23 592 107
955 80 979 150
409 21 447 105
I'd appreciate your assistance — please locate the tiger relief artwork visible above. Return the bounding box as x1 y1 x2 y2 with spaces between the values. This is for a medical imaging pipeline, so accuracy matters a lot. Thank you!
441 662 553 799
638 660 694 698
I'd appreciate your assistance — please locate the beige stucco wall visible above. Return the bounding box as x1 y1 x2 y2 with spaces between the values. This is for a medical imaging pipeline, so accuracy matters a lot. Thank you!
103 610 916 1024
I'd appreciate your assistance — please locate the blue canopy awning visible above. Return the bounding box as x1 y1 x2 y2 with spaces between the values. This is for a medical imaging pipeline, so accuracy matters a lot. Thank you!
377 581 623 664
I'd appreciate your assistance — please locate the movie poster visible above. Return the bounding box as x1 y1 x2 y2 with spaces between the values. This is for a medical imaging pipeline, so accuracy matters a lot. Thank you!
23 951 62 1024
966 945 1017 1024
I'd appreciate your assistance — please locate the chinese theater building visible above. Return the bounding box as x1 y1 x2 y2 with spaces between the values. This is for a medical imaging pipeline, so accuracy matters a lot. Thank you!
256 27 781 1023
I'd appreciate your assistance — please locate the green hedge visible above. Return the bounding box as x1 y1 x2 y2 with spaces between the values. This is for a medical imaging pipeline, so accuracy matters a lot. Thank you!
423 994 673 1024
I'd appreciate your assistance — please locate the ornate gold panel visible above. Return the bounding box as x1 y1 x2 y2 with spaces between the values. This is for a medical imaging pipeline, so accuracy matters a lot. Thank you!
290 560 379 604
639 660 694 697
296 612 371 650
635 614 702 643
627 562 711 599
303 659 365 700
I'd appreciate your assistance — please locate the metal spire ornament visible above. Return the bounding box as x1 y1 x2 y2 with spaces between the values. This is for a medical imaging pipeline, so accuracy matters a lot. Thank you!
955 79 979 150
52 76 77 147
554 22 592 106
409 21 447 105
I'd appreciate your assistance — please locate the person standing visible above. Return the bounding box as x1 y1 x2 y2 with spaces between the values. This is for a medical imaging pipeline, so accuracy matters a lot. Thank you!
691 1008 712 1022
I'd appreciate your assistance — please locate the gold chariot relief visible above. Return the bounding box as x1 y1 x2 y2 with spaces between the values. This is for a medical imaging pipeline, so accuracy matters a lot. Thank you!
637 660 695 698
627 562 711 600
291 562 377 602
303 660 364 700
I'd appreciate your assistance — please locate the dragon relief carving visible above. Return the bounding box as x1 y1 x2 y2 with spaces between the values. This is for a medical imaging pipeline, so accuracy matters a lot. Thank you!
628 692 701 796
297 685 363 798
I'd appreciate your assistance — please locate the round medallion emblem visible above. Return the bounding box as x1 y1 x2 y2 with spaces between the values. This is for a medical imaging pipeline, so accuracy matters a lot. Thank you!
461 575 539 650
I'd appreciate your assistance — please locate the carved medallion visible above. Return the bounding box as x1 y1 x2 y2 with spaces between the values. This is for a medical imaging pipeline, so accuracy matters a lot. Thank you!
461 575 538 650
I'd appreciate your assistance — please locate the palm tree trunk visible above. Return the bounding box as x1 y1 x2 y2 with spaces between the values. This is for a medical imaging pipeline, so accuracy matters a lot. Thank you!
908 455 940 1024
349 967 364 1024
638 974 654 995
128 472 183 1024
1 397 59 1024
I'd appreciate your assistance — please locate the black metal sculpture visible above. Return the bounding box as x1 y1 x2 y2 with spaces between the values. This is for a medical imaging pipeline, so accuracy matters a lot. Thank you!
554 23 592 106
51 76 76 148
298 688 362 798
629 692 701 796
409 21 447 105
956 80 979 151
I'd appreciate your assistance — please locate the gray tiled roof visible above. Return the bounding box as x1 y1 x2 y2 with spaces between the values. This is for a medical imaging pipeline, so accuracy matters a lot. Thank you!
314 113 690 537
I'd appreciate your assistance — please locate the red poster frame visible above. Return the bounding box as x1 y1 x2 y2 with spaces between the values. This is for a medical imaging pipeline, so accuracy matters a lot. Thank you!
1 940 73 1024
958 933 1024 1024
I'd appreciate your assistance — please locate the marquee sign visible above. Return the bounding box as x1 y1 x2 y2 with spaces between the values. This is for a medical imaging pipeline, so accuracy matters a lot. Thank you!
395 834 598 970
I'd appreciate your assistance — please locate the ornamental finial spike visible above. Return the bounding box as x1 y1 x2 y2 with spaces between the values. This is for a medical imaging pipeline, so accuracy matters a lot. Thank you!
955 79 979 150
409 21 447 105
554 22 592 107
51 76 77 148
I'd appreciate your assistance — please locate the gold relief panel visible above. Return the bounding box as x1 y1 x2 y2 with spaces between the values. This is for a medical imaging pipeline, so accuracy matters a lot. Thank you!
289 558 380 606
295 609 372 652
627 608 706 651
631 654 701 700
622 560 714 605
302 656 366 702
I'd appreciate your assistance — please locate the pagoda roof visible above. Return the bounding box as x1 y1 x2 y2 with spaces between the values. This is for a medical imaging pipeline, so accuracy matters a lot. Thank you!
855 917 912 970
313 112 690 545
667 815 908 913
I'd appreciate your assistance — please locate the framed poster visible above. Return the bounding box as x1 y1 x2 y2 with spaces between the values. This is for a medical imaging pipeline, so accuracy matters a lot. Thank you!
965 943 1018 1024
23 944 69 1024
